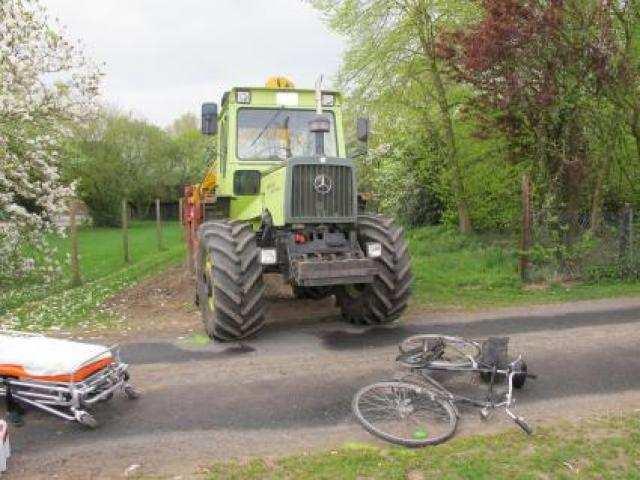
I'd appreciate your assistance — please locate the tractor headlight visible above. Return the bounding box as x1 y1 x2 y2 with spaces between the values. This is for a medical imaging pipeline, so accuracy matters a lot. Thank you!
321 93 335 107
366 242 382 258
260 248 277 265
236 91 251 104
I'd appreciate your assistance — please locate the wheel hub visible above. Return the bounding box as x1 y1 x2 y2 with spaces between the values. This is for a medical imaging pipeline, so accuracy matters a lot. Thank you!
396 399 414 418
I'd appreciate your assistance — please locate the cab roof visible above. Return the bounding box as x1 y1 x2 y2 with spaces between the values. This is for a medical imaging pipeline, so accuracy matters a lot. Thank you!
221 86 342 109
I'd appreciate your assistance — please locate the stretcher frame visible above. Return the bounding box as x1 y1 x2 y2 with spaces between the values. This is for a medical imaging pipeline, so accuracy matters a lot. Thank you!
0 331 138 428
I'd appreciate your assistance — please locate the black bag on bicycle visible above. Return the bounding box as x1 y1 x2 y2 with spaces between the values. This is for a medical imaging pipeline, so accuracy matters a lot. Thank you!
479 337 509 382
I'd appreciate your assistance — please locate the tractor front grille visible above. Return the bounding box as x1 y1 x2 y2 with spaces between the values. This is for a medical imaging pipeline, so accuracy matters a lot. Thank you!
290 164 355 220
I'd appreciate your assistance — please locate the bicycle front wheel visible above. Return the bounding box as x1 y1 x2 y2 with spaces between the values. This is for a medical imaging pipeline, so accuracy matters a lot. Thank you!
352 381 457 447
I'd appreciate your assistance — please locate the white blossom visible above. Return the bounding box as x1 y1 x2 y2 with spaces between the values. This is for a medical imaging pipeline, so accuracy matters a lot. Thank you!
0 0 102 280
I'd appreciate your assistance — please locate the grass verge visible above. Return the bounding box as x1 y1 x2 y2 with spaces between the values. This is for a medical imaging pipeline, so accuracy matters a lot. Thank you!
206 413 640 479
0 221 185 331
3 224 640 331
408 227 640 309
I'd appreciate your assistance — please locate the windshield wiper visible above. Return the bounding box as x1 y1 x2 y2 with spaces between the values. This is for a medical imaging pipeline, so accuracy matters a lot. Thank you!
249 106 285 149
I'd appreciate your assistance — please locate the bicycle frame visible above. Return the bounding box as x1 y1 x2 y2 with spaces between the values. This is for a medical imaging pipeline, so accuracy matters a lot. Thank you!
404 355 532 433
412 363 522 422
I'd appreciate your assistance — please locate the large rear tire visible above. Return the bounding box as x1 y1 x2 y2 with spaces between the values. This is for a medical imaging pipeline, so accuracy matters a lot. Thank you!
196 221 266 341
336 215 412 325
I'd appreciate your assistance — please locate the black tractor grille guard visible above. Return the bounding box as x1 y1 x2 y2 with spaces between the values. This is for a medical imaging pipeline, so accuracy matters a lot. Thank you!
286 158 356 223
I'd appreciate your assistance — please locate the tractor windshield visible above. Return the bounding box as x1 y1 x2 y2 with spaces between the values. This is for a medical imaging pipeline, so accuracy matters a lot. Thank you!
237 108 337 160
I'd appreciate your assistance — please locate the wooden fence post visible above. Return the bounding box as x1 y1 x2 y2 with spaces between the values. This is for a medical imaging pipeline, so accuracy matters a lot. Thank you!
156 198 164 251
178 197 184 240
122 198 130 264
520 173 533 283
619 203 633 258
70 199 82 287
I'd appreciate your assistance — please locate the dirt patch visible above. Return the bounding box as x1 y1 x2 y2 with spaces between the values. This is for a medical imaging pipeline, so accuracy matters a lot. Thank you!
99 265 201 342
96 268 340 342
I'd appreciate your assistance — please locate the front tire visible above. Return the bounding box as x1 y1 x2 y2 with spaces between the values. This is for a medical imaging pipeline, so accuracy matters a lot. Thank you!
353 381 457 447
196 221 266 341
336 215 412 325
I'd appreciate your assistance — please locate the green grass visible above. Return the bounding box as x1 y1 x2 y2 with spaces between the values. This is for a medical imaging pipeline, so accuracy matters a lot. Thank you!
407 226 640 309
206 413 640 479
0 221 185 331
2 223 640 332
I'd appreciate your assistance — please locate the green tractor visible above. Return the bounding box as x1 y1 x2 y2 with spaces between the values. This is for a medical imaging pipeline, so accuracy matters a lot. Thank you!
183 77 411 341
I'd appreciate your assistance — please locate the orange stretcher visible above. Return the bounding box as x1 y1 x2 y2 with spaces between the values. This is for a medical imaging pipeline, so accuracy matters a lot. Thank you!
0 331 139 428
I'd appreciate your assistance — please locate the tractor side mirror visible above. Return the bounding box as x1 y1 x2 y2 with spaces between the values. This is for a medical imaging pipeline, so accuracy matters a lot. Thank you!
201 103 218 135
356 117 369 143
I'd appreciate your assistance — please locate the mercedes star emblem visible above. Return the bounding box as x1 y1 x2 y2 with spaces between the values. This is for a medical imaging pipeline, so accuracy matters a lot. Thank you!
313 174 333 195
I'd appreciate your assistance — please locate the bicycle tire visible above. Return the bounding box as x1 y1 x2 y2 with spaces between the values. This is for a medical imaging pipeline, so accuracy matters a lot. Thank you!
352 381 457 447
398 335 481 369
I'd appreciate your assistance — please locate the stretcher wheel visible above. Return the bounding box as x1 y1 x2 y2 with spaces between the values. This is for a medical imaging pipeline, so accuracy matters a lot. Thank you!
76 411 98 429
123 384 140 400
7 411 24 428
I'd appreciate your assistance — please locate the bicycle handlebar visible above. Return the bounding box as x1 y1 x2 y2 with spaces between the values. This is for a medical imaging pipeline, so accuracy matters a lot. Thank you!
514 417 533 435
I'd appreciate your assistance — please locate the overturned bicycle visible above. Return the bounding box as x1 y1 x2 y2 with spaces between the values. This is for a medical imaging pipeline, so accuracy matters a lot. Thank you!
353 335 536 447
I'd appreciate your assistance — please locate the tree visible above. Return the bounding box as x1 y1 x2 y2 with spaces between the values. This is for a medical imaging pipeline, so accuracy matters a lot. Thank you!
441 0 623 244
66 110 210 226
608 1 640 162
312 0 480 232
0 0 101 281
68 111 171 225
166 112 212 196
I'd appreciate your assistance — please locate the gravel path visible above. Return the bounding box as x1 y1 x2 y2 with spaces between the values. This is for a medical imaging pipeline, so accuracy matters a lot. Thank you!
5 285 640 479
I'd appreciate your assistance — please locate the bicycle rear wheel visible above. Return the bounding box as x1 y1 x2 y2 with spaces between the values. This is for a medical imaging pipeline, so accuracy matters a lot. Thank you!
352 381 457 447
398 335 481 369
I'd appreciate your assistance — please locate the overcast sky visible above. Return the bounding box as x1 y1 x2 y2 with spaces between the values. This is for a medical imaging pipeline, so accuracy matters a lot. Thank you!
41 0 344 127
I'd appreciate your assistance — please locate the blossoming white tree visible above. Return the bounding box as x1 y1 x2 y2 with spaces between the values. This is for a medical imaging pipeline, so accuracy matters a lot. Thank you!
0 0 101 281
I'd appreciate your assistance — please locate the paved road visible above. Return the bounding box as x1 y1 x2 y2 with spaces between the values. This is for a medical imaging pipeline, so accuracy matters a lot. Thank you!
5 297 640 479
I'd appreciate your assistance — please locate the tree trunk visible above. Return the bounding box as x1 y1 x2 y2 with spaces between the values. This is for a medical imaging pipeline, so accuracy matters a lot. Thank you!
564 118 586 247
415 3 472 234
562 153 585 250
429 55 472 234
69 199 82 287
520 174 533 283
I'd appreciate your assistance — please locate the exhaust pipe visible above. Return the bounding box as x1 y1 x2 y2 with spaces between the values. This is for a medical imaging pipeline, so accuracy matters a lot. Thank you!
309 75 330 157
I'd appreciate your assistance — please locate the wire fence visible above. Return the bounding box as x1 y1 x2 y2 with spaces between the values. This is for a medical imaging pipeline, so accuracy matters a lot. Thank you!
521 176 638 283
68 197 174 286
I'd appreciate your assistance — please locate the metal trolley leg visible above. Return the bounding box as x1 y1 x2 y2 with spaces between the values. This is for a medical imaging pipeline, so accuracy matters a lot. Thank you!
2 380 24 427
